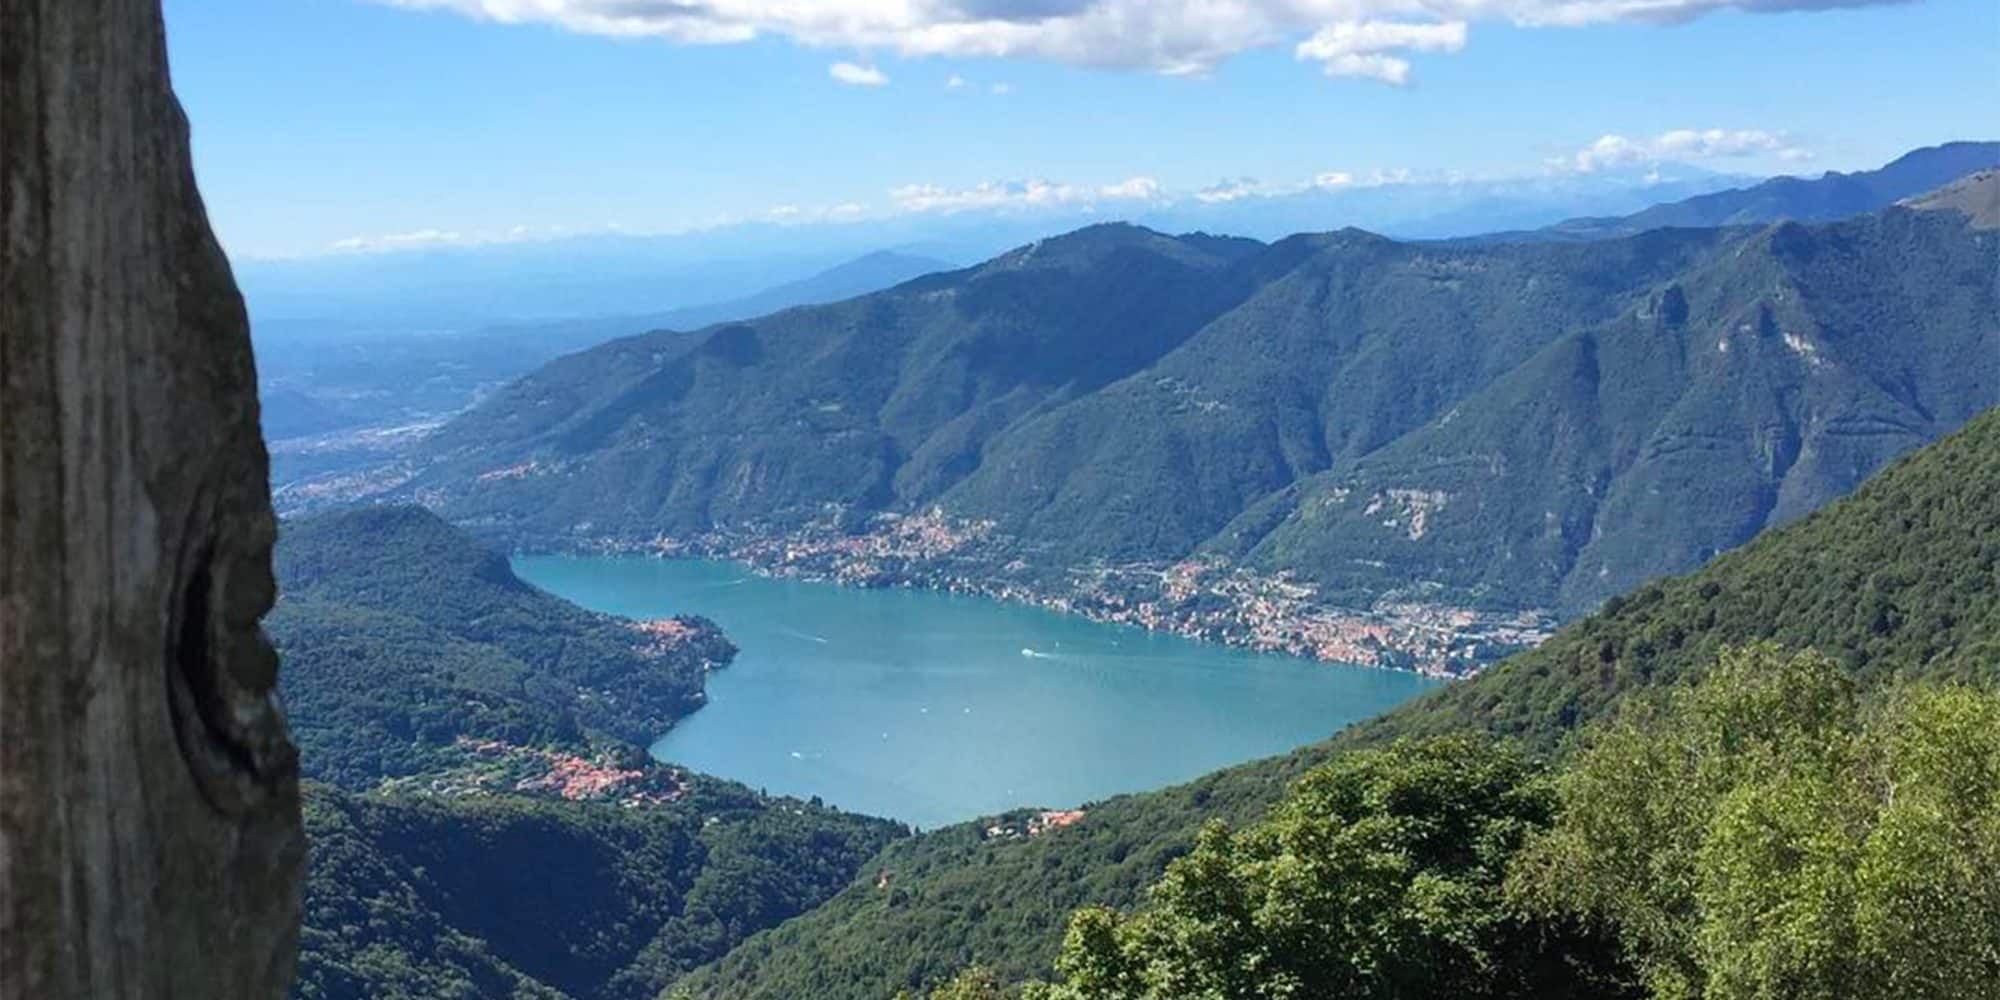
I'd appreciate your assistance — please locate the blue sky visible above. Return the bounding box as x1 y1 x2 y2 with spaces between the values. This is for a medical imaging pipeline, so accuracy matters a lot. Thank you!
163 0 1997 259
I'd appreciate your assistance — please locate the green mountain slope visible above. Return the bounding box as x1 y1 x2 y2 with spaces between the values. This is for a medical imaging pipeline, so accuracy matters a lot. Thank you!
413 224 1265 541
271 505 735 788
298 779 902 1000
673 404 2000 1000
392 163 1996 649
934 228 1736 562
1221 200 1999 614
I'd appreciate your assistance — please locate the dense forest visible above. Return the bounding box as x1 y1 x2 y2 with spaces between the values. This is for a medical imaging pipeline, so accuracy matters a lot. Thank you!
296 778 904 1000
671 405 2000 999
270 505 734 788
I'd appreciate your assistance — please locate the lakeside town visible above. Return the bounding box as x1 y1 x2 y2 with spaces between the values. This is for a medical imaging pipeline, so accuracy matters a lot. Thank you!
641 507 1555 677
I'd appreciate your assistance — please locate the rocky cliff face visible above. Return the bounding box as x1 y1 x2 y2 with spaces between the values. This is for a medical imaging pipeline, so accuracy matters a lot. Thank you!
1 3 304 998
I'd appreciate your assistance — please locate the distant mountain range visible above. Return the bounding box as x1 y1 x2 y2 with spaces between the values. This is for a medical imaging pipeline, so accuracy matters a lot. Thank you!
1490 140 1999 242
256 250 957 500
237 165 1756 330
393 152 1998 629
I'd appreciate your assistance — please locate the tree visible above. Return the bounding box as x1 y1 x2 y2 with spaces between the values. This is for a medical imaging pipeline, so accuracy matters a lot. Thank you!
1027 735 1630 1000
2 1 303 998
1511 644 2000 999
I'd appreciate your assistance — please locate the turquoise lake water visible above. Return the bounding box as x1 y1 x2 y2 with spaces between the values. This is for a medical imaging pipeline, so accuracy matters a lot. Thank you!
514 556 1442 829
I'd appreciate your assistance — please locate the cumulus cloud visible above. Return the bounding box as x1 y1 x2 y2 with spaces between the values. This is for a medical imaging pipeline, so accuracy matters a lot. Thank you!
1562 128 1812 171
1099 175 1164 200
1294 20 1466 84
946 73 969 88
829 61 889 85
370 0 1904 84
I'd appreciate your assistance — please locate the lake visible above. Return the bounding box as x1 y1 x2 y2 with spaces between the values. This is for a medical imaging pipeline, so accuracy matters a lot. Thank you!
515 556 1443 829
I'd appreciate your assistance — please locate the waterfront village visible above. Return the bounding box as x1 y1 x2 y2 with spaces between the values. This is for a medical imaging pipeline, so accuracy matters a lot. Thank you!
644 506 1554 678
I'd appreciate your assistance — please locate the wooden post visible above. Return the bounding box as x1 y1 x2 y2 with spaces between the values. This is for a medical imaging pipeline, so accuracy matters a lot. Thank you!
1 2 305 998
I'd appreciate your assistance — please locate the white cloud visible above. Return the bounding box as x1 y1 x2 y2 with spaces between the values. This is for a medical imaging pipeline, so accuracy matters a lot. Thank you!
989 81 1013 94
829 61 888 86
945 73 969 88
371 0 1904 84
1099 176 1164 200
1294 20 1466 84
1562 128 1812 171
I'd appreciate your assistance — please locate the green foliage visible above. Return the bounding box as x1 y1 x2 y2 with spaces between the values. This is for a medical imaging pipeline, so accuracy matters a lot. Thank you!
270 505 733 788
1510 645 2000 999
902 967 1015 1000
1024 736 1627 1000
294 779 904 1000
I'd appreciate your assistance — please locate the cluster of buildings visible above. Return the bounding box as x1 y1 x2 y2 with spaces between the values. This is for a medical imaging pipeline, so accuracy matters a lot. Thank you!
650 506 1554 677
433 738 689 808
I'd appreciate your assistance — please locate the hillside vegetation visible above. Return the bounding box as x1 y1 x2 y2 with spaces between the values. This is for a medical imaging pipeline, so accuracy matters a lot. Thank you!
271 505 733 788
1009 648 1999 1000
271 506 909 1000
399 164 1996 632
673 405 2000 999
298 779 903 1000
1223 199 2000 613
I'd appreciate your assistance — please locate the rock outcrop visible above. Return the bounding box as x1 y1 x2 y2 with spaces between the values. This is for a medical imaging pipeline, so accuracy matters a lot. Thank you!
2 2 304 998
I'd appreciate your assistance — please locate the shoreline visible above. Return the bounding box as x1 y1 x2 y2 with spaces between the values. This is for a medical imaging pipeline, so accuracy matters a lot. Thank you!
511 508 1556 679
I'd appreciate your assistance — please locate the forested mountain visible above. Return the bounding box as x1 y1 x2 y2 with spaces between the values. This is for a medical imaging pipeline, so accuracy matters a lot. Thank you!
1513 140 1999 242
393 167 1996 651
297 780 902 1000
271 505 909 1000
670 404 2000 999
270 505 734 788
412 224 1268 538
1219 198 2000 614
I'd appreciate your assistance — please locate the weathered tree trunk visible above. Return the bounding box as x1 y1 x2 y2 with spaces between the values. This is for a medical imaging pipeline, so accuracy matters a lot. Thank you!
1 2 304 998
